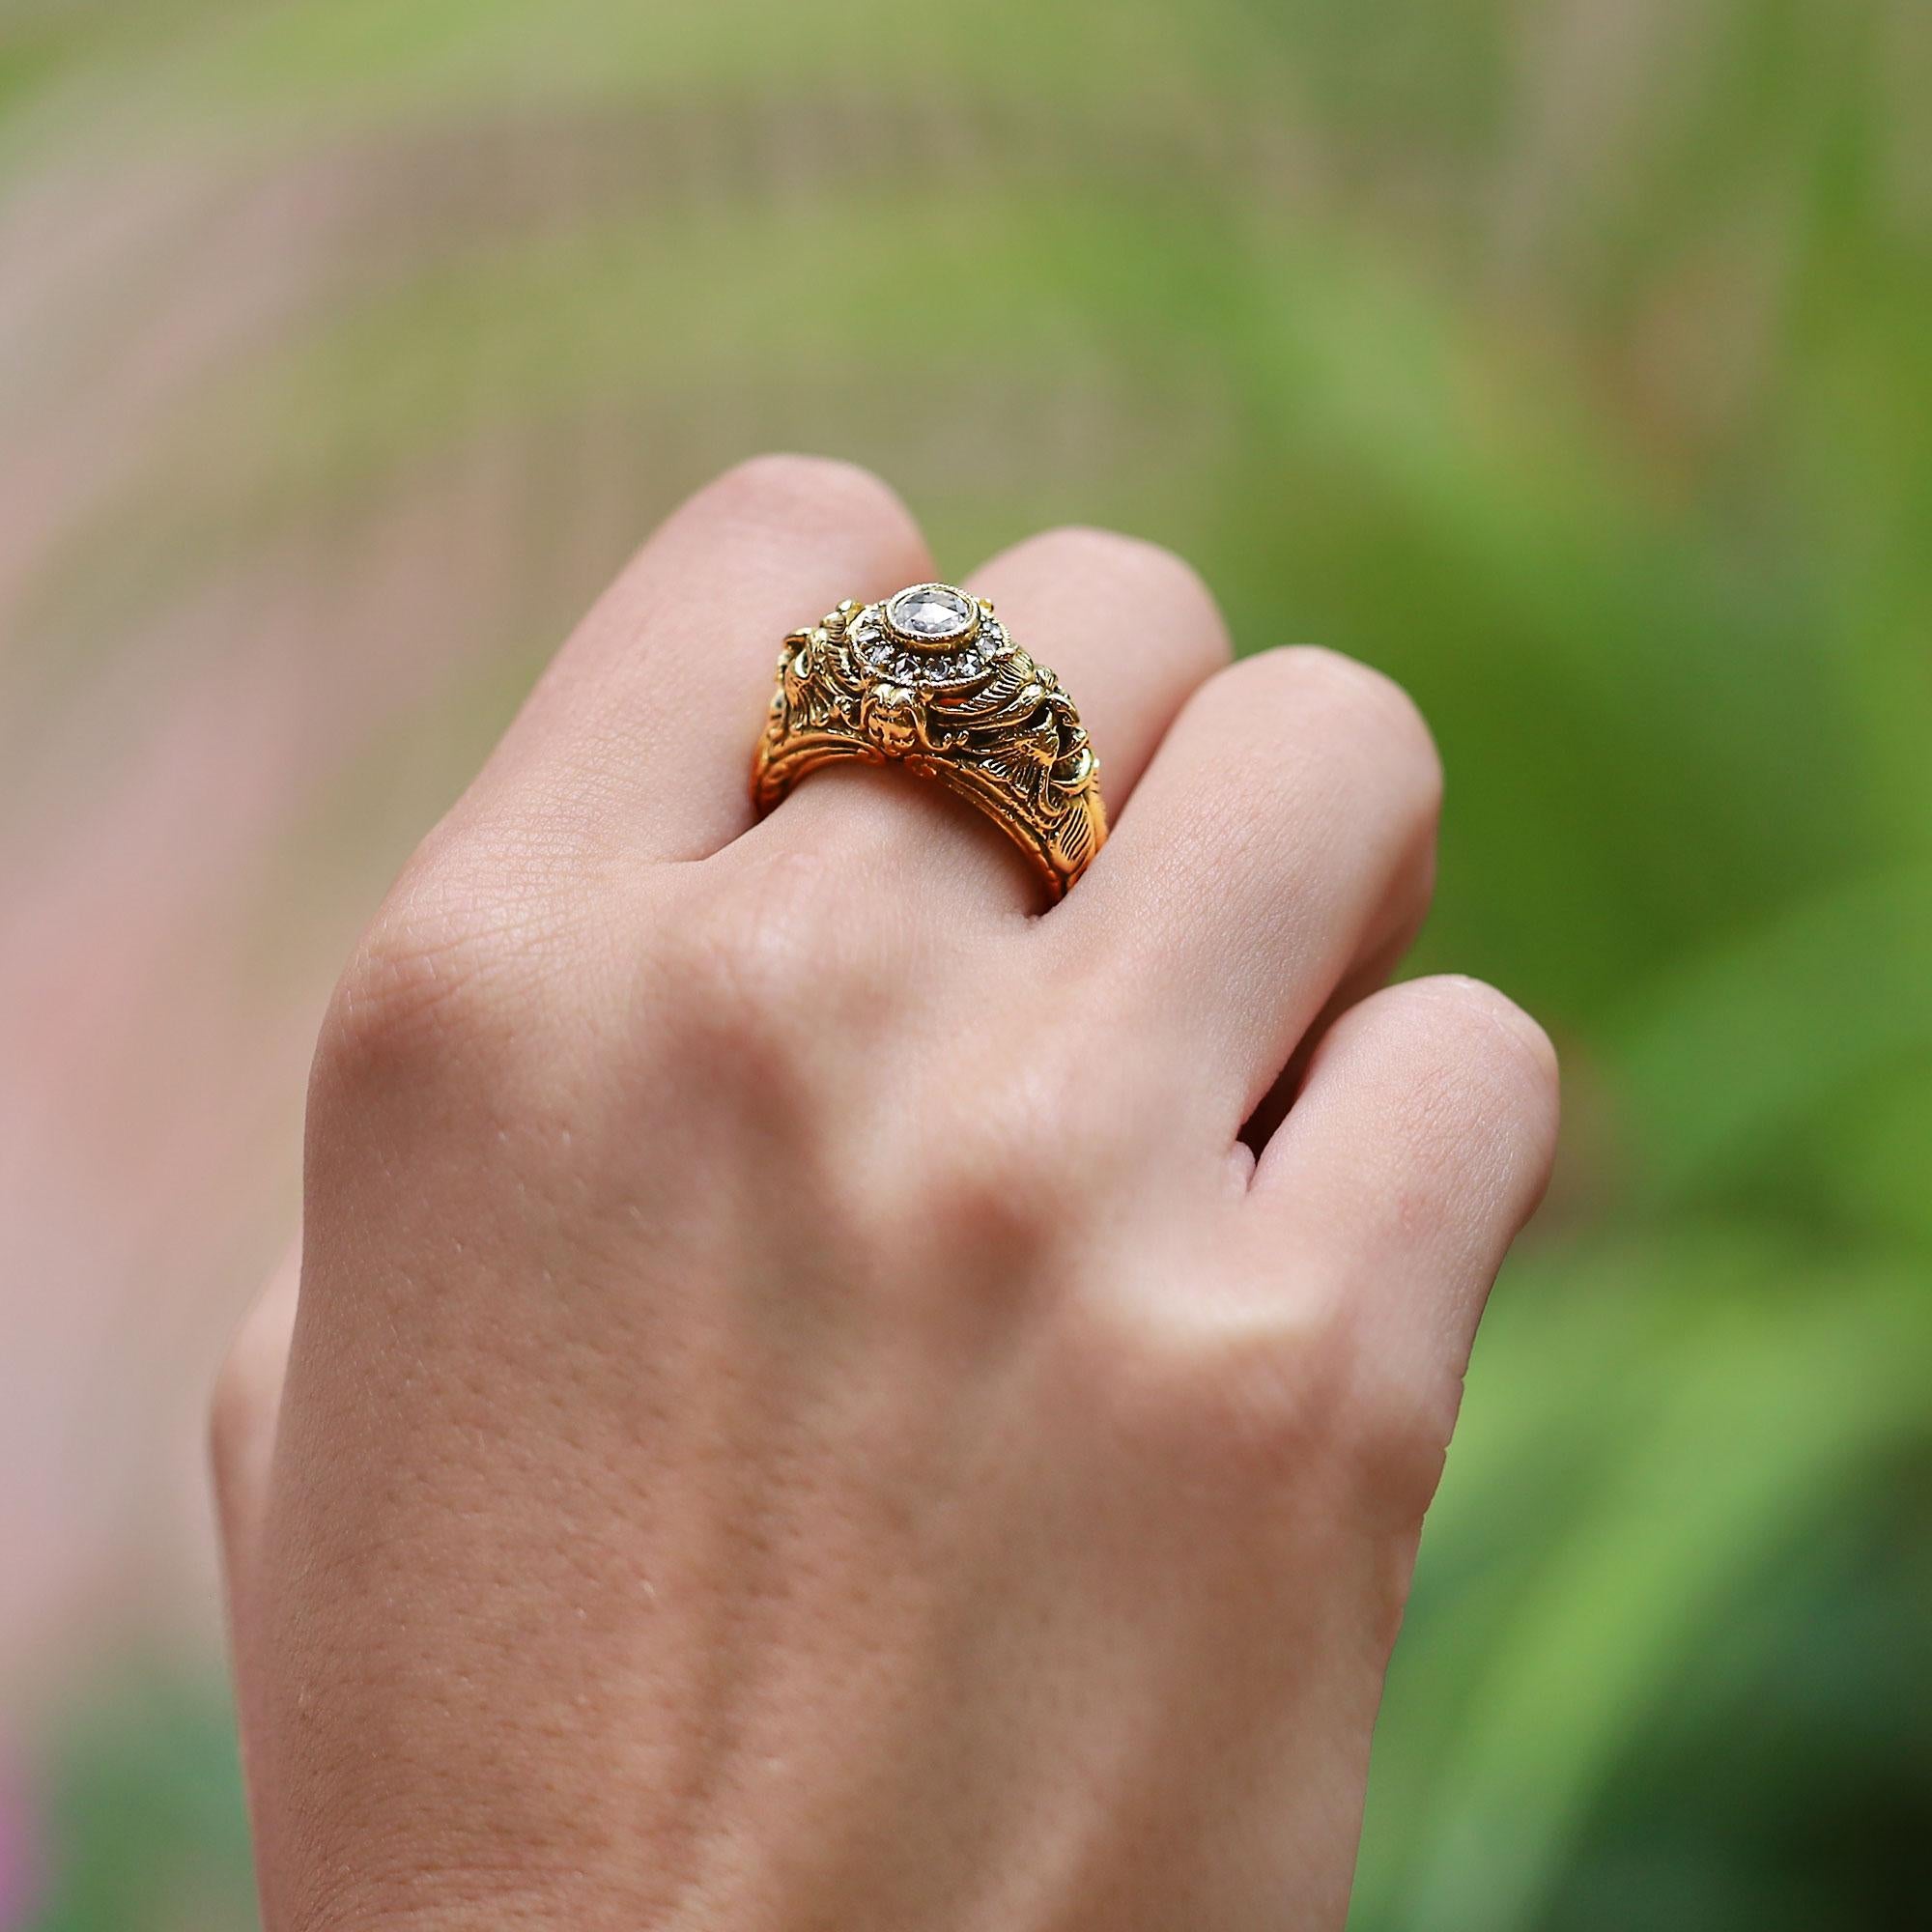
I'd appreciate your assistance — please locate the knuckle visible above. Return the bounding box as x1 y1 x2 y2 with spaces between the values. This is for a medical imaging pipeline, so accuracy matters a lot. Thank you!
1022 527 1232 667
646 851 874 1092
319 916 495 1087
314 837 573 1090
1255 646 1443 819
909 1028 1118 1264
1079 1293 1351 1486
1082 1290 1457 1530
1056 1226 1472 1527
697 452 923 556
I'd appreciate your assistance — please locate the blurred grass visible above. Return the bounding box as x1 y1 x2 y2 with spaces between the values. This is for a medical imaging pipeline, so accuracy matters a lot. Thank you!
3 1 1928 1927
23 1668 256 1932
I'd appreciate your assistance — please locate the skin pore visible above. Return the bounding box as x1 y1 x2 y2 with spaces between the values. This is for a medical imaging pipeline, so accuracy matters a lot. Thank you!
211 455 1558 1932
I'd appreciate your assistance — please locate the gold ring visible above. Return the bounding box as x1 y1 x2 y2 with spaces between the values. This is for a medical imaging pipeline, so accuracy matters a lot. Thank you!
752 582 1108 899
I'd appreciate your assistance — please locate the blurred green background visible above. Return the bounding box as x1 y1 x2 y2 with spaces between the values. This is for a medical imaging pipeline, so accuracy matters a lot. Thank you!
3 0 1928 1926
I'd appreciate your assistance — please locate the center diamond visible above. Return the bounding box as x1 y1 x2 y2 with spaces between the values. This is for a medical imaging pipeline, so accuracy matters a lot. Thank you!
885 582 975 646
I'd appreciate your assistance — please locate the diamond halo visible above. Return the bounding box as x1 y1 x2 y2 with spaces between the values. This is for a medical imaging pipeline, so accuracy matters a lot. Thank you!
852 582 1010 691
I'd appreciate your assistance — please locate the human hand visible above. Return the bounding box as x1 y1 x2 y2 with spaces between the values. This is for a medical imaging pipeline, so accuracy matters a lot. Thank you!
212 456 1558 1932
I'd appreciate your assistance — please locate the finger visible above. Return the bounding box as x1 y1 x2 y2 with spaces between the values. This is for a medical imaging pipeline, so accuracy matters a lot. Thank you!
1248 975 1560 1414
1237 850 1435 1154
1050 647 1440 1129
210 1245 299 1713
972 529 1230 804
446 454 933 867
752 527 1231 912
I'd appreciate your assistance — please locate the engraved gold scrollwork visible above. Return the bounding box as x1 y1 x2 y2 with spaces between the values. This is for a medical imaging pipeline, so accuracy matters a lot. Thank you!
753 592 1108 899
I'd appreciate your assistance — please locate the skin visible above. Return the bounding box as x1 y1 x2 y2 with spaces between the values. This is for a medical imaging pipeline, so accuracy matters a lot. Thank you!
210 455 1559 1932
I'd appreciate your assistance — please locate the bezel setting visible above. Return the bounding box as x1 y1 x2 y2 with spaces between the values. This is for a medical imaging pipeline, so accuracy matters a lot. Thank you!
882 582 980 649
853 584 1012 691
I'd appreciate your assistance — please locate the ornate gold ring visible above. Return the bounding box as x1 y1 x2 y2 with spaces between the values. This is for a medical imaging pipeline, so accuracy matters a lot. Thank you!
752 582 1108 899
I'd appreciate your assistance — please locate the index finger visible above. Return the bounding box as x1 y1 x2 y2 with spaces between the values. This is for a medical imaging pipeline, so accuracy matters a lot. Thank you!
445 454 933 867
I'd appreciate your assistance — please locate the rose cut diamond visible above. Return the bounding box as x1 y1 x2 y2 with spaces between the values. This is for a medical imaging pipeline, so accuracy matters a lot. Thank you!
886 583 975 644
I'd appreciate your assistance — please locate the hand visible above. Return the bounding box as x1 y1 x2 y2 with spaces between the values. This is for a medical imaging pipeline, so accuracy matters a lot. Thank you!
212 456 1558 1932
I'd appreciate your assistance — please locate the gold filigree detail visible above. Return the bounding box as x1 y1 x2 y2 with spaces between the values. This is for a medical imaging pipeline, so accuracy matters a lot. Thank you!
753 588 1108 899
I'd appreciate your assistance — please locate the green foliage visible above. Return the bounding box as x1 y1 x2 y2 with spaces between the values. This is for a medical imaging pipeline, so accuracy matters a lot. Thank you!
8 1 1928 1926
25 1667 255 1932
